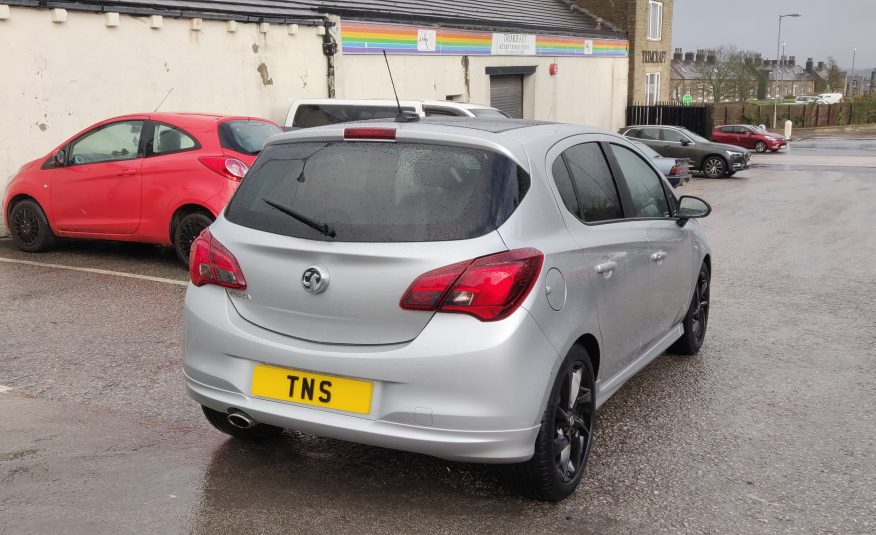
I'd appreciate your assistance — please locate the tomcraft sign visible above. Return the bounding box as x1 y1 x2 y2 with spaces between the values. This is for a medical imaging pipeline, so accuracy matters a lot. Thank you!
641 50 667 64
491 33 536 55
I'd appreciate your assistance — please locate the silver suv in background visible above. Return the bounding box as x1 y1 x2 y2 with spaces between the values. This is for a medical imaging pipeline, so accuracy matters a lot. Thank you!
284 98 508 129
184 118 713 502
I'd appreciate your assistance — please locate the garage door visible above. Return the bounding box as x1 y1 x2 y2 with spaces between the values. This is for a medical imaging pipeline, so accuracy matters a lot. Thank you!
490 75 524 118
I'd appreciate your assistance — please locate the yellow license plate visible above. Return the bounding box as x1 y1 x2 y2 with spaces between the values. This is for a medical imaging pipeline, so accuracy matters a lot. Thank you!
251 365 373 415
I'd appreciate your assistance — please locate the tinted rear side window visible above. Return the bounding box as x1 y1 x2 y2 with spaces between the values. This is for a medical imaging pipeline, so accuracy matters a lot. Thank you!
563 143 624 222
219 120 281 155
226 142 530 242
292 105 417 128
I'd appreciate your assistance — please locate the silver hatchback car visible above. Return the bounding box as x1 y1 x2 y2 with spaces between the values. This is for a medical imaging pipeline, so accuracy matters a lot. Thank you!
184 118 712 502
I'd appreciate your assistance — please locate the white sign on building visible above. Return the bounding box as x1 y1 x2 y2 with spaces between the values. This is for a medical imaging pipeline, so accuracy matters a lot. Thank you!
491 33 536 55
417 29 437 52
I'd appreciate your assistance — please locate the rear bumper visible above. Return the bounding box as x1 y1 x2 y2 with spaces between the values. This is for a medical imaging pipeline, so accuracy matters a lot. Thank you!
183 284 558 463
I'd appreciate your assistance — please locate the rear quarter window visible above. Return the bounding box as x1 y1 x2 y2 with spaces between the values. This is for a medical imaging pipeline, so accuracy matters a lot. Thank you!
225 141 530 242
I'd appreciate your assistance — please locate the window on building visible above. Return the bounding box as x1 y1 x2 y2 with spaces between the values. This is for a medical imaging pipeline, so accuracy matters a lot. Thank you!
648 1 663 40
645 72 661 105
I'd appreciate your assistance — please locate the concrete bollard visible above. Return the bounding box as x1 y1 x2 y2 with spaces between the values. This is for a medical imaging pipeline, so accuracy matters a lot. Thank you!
784 120 793 147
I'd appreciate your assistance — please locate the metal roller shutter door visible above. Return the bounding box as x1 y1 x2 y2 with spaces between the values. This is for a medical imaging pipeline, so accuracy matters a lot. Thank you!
490 75 524 118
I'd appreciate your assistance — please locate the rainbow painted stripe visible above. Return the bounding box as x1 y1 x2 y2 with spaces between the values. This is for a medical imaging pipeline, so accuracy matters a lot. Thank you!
341 21 628 57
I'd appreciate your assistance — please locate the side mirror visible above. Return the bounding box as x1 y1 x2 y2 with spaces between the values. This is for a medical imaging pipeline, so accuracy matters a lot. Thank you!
53 149 67 167
676 196 711 225
680 139 691 146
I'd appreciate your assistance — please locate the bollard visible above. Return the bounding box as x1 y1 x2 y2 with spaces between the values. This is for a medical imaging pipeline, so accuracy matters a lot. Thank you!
784 120 793 148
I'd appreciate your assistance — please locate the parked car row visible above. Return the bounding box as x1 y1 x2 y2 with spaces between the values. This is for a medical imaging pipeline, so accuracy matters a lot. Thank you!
619 124 752 178
2 99 508 264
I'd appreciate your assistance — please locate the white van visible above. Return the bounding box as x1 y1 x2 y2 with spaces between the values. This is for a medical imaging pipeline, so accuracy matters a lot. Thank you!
817 93 844 104
284 99 508 129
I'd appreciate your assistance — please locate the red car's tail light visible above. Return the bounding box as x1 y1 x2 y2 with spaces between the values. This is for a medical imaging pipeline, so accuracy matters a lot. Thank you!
189 229 247 290
199 157 249 181
400 248 544 322
343 128 396 140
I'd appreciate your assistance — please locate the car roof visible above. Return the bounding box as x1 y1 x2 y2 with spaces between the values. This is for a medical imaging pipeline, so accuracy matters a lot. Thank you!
102 112 271 124
421 100 497 110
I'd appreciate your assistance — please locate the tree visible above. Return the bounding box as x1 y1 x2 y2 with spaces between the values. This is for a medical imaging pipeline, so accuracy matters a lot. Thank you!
825 57 846 92
692 45 757 102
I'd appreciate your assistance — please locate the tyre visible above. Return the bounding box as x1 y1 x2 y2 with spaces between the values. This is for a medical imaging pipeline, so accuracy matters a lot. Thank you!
668 263 710 356
174 212 213 266
701 156 727 178
754 141 768 153
9 199 56 253
202 406 284 440
505 346 596 502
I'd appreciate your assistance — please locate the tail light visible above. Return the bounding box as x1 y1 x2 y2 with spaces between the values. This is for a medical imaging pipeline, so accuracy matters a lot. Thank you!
189 229 246 290
669 164 680 175
199 157 249 181
400 248 544 322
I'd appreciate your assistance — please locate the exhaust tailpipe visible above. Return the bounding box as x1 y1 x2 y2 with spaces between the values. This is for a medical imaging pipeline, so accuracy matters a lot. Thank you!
227 410 255 429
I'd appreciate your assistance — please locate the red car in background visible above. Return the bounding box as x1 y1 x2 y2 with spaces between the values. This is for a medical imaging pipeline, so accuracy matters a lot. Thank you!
3 113 280 264
712 124 787 153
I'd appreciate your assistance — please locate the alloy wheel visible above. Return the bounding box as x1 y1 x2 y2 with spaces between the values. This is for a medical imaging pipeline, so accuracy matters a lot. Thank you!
553 363 594 483
11 206 39 246
703 158 725 178
755 141 767 153
178 220 209 263
690 269 710 344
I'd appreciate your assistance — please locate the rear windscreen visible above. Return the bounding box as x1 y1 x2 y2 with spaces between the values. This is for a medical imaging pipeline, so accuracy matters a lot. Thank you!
219 120 281 155
292 105 418 128
225 141 529 242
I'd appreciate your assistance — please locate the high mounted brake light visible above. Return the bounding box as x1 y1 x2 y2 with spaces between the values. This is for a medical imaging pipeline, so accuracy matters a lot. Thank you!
400 249 544 322
343 128 397 141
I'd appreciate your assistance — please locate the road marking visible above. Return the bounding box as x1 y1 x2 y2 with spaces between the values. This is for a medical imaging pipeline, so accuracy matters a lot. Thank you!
0 256 187 286
0 385 12 394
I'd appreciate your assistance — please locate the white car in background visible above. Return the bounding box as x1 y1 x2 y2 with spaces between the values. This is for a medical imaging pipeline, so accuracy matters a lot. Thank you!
817 93 844 104
284 98 508 129
794 96 827 105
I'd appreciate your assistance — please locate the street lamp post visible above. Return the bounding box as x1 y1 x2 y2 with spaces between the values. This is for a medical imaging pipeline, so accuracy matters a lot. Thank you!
773 13 801 129
848 48 857 96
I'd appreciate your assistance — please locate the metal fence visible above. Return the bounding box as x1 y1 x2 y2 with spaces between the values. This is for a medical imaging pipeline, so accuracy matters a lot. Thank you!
626 104 714 138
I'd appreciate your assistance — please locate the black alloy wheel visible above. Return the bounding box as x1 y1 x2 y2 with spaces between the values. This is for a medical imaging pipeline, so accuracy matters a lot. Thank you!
552 361 595 485
668 263 711 355
506 347 596 502
702 157 727 178
9 199 56 252
174 212 214 266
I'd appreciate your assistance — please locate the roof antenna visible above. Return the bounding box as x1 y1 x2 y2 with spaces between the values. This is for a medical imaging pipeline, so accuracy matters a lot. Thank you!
154 88 174 112
382 50 419 123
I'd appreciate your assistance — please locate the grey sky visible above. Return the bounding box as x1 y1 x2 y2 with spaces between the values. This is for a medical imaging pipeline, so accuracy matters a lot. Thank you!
672 0 874 73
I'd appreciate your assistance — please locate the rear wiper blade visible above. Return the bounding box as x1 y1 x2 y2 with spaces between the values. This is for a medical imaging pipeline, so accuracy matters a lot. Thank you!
262 198 336 238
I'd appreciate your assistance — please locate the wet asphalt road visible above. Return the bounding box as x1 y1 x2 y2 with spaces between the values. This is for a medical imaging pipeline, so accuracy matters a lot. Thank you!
1 135 875 534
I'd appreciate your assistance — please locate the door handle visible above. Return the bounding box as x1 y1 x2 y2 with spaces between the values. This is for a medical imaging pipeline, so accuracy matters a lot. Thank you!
117 169 137 177
595 261 618 274
651 251 667 262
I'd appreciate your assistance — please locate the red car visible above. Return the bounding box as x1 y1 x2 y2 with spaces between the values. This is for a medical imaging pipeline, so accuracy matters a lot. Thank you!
711 124 787 153
3 113 281 264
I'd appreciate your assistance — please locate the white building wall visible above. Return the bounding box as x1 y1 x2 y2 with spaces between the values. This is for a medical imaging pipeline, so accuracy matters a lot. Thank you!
336 54 628 131
0 6 327 187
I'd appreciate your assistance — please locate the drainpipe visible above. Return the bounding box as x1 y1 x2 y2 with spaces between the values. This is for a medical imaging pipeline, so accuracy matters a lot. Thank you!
321 19 337 98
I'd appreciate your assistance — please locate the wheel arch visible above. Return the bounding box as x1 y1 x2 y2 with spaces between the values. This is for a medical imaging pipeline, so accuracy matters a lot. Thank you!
572 333 601 382
169 203 215 244
5 194 40 226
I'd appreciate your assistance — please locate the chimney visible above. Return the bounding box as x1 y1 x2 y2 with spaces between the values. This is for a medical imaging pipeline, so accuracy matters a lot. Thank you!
695 49 705 64
789 56 796 67
754 54 763 67
684 51 695 63
806 57 814 71
706 51 717 64
673 48 683 61
744 57 753 66
817 61 825 71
